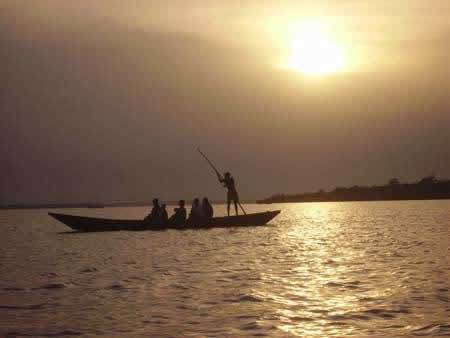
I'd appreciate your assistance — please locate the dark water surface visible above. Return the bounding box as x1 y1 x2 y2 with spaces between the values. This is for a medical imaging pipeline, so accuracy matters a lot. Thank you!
1 201 449 337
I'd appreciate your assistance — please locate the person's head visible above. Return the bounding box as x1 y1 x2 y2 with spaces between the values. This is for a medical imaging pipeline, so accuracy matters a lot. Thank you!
179 199 185 208
224 172 231 178
202 197 209 205
193 198 199 206
152 198 159 206
161 203 166 209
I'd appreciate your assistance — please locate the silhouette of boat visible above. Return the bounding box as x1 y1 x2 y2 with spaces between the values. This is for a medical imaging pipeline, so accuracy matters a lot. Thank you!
49 210 281 232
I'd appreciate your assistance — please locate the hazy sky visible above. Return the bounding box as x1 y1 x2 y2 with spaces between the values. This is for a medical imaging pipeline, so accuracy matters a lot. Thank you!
2 1 450 204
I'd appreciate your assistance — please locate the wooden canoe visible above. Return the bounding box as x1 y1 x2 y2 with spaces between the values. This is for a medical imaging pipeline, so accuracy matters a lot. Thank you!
49 210 281 232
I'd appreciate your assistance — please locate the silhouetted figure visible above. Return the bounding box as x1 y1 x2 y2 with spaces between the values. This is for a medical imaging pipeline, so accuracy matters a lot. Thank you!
202 197 214 220
145 198 161 226
161 203 169 226
219 172 239 216
168 200 187 227
188 198 204 226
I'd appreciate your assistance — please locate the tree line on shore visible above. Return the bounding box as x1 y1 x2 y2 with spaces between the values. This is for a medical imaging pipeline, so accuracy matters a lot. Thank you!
257 176 450 204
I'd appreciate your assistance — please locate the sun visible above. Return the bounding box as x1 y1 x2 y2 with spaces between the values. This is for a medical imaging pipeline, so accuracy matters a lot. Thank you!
284 20 347 75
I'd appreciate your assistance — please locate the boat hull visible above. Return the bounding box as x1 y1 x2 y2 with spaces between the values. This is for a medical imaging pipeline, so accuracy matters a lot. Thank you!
49 210 281 232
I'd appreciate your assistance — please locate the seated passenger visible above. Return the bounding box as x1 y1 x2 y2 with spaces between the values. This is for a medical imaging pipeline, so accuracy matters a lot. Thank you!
160 203 169 226
168 200 186 227
202 197 214 220
144 198 162 226
188 198 204 226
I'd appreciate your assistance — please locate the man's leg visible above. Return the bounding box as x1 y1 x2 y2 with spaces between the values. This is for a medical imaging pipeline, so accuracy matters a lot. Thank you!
234 200 238 215
227 199 231 216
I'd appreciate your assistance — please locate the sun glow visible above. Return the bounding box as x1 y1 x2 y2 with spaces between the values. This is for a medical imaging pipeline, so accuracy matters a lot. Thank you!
284 20 347 75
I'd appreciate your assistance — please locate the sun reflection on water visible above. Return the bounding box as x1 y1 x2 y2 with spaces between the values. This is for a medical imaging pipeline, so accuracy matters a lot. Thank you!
247 202 433 337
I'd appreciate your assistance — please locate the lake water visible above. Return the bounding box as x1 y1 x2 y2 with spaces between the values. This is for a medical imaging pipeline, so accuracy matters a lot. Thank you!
1 201 449 337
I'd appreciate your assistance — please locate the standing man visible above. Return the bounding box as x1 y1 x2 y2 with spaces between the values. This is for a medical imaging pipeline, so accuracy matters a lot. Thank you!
219 172 239 216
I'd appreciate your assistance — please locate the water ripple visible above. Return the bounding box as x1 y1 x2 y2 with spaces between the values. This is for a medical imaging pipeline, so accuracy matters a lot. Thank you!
7 330 83 337
1 202 449 337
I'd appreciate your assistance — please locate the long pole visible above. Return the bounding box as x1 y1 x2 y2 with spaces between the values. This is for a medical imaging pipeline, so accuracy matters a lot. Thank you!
238 202 247 215
197 148 221 179
197 148 247 215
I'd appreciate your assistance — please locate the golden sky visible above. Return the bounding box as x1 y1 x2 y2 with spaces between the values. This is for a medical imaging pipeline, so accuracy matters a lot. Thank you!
5 0 450 73
2 1 450 203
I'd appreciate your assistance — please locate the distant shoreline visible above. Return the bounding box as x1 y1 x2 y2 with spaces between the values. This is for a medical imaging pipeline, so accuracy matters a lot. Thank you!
0 203 150 210
4 177 450 208
257 197 450 204
257 176 450 204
